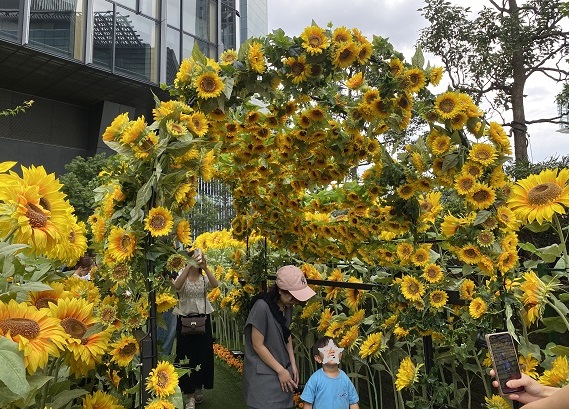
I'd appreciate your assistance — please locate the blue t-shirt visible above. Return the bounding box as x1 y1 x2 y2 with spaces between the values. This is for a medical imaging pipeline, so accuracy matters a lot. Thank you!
300 368 359 409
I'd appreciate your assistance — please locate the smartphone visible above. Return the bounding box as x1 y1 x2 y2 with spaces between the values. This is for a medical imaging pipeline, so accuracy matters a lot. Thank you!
485 332 525 395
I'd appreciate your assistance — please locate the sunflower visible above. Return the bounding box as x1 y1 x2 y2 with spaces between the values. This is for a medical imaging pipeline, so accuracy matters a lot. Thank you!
121 115 146 144
485 395 511 409
300 25 330 55
338 325 360 349
468 297 487 319
110 333 140 367
0 178 63 255
156 293 178 313
508 168 569 225
332 26 351 43
411 247 430 267
466 183 496 210
457 244 482 265
108 226 137 262
396 242 414 260
146 400 175 409
98 295 119 328
356 41 373 64
175 219 192 246
434 92 463 120
429 290 448 309
248 42 266 73
389 58 404 76
519 354 540 378
423 264 443 283
459 279 475 300
220 49 238 65
147 361 179 398
395 356 421 391
194 71 224 99
102 112 129 142
405 68 427 93
397 183 415 200
429 67 444 86
400 275 425 302
188 111 209 137
144 207 174 237
345 276 365 310
49 297 98 349
454 173 476 195
317 308 333 332
284 55 311 84
332 41 358 68
28 281 69 309
83 390 125 409
469 143 497 166
0 299 67 374
431 134 451 155
476 230 495 247
539 355 569 387
497 250 518 273
359 332 384 359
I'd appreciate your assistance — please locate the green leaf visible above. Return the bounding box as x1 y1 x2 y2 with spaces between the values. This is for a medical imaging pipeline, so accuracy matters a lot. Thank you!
48 388 87 409
192 42 207 64
442 153 459 172
473 210 492 226
411 46 425 68
9 282 53 294
0 338 29 397
524 221 552 233
0 243 29 257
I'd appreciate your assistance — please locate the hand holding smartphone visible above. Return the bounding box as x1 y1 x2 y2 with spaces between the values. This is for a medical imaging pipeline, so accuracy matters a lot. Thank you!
486 332 525 395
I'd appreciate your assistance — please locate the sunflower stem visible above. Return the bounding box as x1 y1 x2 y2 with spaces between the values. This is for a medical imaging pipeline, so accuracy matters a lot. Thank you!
472 346 491 397
553 214 569 272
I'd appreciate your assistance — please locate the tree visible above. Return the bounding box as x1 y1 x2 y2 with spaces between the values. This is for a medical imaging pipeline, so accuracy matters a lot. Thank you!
60 153 109 222
418 0 569 162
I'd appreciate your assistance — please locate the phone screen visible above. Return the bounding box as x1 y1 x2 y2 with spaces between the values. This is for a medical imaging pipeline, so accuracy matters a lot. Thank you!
486 332 524 394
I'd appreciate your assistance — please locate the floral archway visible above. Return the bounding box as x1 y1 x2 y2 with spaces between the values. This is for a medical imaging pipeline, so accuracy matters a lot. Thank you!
1 23 568 409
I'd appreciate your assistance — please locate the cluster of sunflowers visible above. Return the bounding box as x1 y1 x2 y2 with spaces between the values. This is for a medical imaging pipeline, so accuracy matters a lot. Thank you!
2 21 569 409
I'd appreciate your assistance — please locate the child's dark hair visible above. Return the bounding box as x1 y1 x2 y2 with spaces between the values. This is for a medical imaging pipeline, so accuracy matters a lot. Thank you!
312 336 336 357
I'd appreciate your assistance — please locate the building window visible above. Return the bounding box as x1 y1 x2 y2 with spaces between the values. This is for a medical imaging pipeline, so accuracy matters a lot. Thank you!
92 0 158 83
0 0 21 42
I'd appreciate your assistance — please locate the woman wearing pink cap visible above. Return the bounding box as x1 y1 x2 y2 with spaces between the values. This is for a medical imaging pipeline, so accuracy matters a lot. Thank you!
242 265 316 409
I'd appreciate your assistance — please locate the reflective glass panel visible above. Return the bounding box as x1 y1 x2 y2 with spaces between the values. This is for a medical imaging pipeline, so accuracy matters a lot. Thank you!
114 7 158 82
182 32 196 60
167 0 181 28
115 0 137 10
0 0 20 42
220 2 236 51
166 26 180 85
92 0 113 70
140 0 158 18
28 0 85 60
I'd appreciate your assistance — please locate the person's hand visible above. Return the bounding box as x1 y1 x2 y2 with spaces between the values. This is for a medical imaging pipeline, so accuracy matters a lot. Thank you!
291 362 299 385
277 367 297 392
194 249 207 269
490 369 549 404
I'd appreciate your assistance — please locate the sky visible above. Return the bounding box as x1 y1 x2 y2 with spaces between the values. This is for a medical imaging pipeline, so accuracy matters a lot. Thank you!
266 0 569 163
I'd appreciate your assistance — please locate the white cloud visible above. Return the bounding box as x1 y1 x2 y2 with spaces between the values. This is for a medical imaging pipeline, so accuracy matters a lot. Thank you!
267 0 569 162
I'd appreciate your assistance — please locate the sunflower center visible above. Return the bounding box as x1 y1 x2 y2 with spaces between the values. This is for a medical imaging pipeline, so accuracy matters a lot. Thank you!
473 189 490 202
0 318 40 338
291 62 304 76
35 297 58 309
120 235 132 250
120 342 137 356
339 48 353 60
26 203 48 228
157 371 170 388
200 76 217 93
408 282 419 294
113 264 130 280
61 317 88 339
69 229 76 243
308 35 322 47
527 182 562 205
475 150 491 160
439 98 455 114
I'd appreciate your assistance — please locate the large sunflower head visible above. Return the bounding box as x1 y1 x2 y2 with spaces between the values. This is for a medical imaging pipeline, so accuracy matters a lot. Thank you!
108 226 137 262
110 333 140 367
194 71 224 99
0 299 67 374
300 25 330 55
400 275 425 302
248 42 266 73
144 206 174 237
82 390 125 409
146 361 179 398
508 168 569 225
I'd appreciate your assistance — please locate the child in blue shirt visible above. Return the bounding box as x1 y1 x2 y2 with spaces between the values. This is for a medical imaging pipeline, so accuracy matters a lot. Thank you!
300 336 359 409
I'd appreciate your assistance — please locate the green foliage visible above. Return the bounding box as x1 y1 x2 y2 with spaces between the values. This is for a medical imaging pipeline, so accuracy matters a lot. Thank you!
60 153 110 222
504 154 569 180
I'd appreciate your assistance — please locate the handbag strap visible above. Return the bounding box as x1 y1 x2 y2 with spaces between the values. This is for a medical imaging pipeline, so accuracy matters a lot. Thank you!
202 275 207 313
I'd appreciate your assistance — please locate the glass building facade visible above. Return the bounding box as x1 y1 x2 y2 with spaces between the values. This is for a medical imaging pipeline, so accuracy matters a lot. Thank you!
0 0 266 174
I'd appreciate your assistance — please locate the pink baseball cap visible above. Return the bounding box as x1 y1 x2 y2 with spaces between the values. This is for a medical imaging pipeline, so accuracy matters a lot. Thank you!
276 265 316 302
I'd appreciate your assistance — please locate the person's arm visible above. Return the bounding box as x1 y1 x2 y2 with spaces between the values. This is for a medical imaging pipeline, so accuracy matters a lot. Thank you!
251 325 297 392
490 370 559 405
349 403 360 409
522 385 569 409
173 264 190 291
197 252 218 288
286 334 299 384
303 403 313 409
